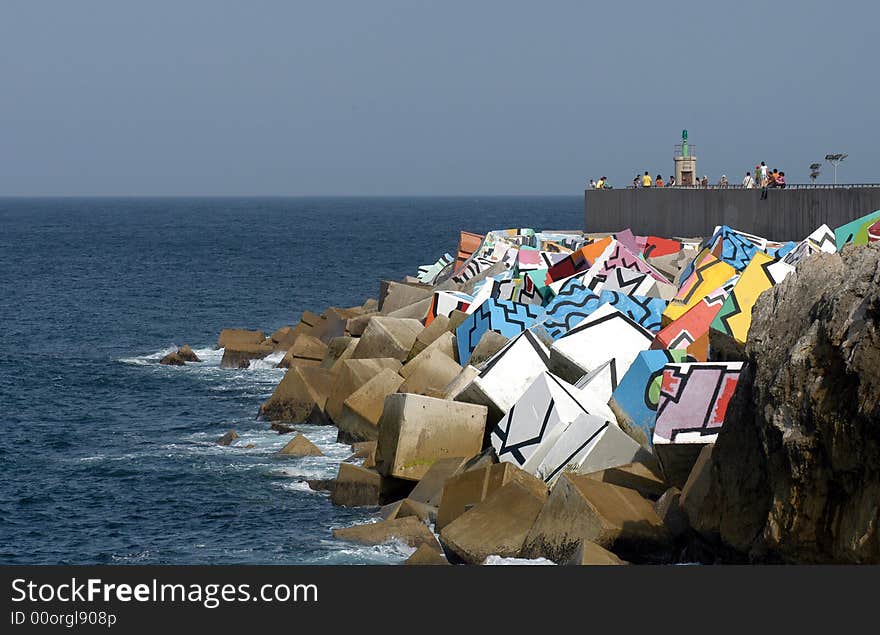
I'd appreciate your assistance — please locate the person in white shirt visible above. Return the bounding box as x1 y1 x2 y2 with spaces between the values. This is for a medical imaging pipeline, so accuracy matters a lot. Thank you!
742 171 755 188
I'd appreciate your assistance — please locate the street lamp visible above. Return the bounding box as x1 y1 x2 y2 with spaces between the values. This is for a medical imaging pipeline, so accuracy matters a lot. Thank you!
825 153 848 185
809 163 821 183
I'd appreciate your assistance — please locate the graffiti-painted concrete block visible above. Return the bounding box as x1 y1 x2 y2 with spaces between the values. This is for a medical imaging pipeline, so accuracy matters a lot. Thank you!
426 290 473 326
601 266 660 297
491 372 604 475
707 225 766 272
609 350 694 448
597 241 669 283
834 210 880 249
455 330 549 423
710 252 794 345
549 304 654 386
536 419 650 486
455 299 541 365
652 362 744 446
663 251 737 323
782 224 837 266
653 281 735 360
417 253 454 285
537 279 605 340
545 236 613 284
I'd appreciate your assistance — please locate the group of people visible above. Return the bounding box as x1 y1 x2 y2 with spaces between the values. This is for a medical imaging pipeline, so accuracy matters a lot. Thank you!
742 162 786 199
631 172 676 188
593 161 787 196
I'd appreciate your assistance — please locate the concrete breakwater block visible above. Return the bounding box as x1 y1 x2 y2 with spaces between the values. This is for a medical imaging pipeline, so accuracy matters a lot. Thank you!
279 334 327 368
440 480 548 564
709 251 794 346
385 297 433 322
416 252 455 286
378 280 434 314
402 331 455 373
652 283 734 362
490 371 605 475
435 462 545 531
397 349 462 397
436 365 480 401
565 539 628 565
320 336 357 370
333 516 439 550
220 341 274 369
330 463 413 507
609 349 694 448
407 456 471 507
351 316 424 362
455 298 541 366
376 394 487 482
651 362 743 487
426 290 473 326
324 358 403 424
277 433 324 457
260 366 334 422
406 315 451 361
522 474 671 563
662 251 737 324
535 417 649 486
404 543 450 565
217 328 265 350
582 462 667 500
455 329 550 424
336 368 405 443
467 330 509 367
549 303 653 387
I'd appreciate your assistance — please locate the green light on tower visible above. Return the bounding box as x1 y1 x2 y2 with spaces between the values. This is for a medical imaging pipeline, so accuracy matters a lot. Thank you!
681 129 689 158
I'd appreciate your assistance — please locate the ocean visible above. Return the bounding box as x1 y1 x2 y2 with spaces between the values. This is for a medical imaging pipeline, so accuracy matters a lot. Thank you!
0 196 583 564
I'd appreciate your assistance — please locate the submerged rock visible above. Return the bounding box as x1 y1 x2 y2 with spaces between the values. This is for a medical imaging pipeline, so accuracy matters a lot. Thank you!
695 244 880 563
217 430 239 446
277 434 324 457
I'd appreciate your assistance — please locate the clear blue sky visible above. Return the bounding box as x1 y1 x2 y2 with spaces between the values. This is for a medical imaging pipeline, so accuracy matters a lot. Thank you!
1 0 876 195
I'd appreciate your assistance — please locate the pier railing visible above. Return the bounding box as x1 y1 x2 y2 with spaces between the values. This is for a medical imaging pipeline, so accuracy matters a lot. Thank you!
621 183 880 190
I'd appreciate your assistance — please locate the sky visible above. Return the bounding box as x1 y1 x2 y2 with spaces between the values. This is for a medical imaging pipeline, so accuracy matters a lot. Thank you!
0 0 877 195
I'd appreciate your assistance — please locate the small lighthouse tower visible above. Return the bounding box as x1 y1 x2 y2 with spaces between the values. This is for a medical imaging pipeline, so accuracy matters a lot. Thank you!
674 129 698 186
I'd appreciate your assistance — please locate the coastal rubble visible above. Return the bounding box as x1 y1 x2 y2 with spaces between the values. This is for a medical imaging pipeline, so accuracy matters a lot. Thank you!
204 209 880 564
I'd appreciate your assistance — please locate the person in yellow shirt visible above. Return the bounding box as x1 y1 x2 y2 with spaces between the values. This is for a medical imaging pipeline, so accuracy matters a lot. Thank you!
641 171 652 187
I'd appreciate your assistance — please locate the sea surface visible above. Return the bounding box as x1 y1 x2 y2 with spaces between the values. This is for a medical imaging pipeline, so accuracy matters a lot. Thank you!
0 196 582 564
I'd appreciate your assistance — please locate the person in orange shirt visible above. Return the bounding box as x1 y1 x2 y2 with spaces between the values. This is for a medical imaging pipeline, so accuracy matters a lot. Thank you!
655 174 665 187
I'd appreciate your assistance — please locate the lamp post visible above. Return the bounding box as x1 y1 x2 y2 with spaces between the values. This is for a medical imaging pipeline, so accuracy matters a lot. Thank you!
824 153 848 185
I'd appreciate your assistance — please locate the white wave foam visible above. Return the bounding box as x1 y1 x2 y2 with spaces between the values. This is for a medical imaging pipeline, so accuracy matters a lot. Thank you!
248 351 285 370
482 555 556 565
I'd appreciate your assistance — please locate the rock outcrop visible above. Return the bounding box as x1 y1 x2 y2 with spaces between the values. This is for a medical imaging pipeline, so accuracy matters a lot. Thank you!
696 244 880 563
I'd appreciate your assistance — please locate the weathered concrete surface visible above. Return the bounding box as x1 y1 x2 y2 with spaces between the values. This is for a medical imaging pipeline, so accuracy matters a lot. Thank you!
279 334 328 369
468 330 510 367
376 394 487 482
407 456 470 507
440 481 548 564
522 474 671 563
160 351 186 366
260 366 334 422
220 341 274 369
402 331 456 372
333 516 439 550
330 463 381 507
380 498 436 523
694 244 880 563
278 434 324 457
378 280 435 314
322 337 359 372
398 348 462 396
324 358 402 423
407 315 451 362
336 369 405 443
385 297 432 321
585 187 880 240
217 328 265 350
565 539 628 565
346 440 377 468
404 543 450 565
583 462 667 501
350 317 424 362
435 462 547 531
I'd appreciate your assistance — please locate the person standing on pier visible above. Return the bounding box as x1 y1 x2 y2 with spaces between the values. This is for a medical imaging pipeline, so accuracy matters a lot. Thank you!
655 174 665 187
743 171 755 188
668 175 676 187
641 171 652 187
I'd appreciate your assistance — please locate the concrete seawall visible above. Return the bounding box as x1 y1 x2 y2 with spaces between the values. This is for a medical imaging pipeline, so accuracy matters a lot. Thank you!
584 187 880 240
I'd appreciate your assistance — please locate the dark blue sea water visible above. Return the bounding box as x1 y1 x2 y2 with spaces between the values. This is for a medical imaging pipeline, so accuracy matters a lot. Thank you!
0 196 582 564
